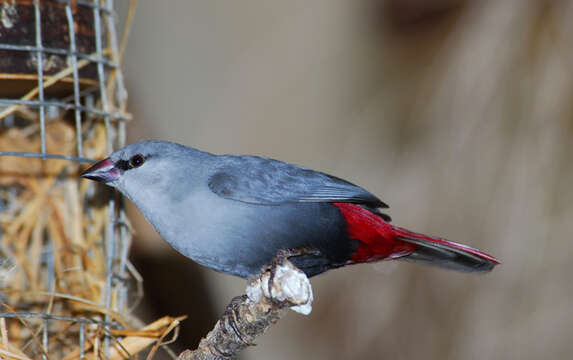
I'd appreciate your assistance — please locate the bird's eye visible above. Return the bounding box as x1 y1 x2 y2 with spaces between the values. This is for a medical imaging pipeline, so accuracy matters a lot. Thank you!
129 154 145 168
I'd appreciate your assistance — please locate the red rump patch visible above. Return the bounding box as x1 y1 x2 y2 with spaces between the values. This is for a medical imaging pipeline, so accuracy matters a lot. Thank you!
333 203 416 263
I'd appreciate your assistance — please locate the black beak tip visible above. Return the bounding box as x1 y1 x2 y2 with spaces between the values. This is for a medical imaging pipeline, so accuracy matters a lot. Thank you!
79 168 91 178
80 171 100 181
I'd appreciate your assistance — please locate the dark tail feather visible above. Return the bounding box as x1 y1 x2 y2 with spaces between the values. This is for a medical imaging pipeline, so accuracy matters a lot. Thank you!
392 226 500 273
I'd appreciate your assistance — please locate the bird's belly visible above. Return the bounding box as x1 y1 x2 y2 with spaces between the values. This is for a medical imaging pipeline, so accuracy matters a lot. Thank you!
149 192 351 277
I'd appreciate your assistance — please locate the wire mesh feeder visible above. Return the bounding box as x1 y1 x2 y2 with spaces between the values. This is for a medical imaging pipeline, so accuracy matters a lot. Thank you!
0 1 183 359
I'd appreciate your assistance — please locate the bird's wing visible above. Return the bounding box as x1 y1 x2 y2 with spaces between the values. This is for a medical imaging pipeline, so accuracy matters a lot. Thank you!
208 155 387 208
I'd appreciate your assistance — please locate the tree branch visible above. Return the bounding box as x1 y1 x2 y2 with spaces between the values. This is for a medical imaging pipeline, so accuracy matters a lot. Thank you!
177 257 313 360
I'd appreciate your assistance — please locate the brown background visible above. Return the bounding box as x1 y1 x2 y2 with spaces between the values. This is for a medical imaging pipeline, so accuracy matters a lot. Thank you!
118 1 573 359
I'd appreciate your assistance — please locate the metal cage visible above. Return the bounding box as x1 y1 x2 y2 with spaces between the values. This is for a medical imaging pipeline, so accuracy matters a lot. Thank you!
0 0 137 358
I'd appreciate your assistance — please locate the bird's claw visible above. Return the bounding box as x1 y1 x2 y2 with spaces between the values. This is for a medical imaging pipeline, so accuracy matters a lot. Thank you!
246 257 314 315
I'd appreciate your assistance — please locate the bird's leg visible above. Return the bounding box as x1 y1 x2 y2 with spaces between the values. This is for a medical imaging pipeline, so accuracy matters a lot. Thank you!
275 247 322 260
265 247 321 272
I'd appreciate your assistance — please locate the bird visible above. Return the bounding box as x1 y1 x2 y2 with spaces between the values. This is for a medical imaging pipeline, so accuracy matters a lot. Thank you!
81 140 499 278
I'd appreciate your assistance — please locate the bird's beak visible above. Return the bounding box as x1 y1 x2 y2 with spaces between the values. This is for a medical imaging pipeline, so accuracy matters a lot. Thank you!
80 158 120 183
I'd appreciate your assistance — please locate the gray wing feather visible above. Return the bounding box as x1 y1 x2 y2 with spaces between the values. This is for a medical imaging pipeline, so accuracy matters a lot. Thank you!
208 155 387 208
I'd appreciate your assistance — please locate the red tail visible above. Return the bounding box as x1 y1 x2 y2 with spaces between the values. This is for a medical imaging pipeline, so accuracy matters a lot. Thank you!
334 203 499 273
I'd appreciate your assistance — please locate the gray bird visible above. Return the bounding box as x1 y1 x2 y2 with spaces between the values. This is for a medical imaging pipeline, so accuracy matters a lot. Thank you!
81 140 499 278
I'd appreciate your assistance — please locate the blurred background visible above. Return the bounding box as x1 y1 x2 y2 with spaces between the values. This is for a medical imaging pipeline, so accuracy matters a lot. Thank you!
117 1 573 359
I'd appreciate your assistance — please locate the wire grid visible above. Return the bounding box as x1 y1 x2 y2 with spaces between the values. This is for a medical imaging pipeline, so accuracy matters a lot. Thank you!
0 0 134 358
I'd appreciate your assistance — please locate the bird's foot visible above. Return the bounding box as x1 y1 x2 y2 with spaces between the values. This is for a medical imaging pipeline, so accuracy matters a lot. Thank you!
246 256 314 315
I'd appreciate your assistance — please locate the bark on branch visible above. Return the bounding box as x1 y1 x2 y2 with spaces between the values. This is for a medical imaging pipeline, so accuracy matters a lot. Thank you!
177 257 313 360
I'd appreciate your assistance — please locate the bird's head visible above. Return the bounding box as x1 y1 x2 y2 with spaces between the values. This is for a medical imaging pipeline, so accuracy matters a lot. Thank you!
80 140 209 202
